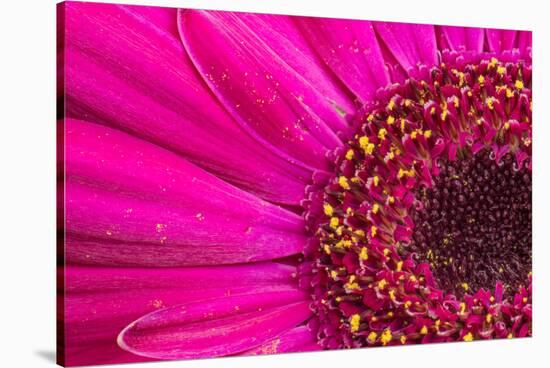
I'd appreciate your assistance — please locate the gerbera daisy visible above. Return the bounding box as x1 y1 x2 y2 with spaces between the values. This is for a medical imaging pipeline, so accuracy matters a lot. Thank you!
58 1 532 366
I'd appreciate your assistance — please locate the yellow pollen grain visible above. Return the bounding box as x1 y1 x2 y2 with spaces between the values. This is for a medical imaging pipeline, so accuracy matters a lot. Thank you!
345 149 354 160
373 176 380 187
420 325 428 335
497 66 506 75
460 302 466 313
359 136 370 148
323 244 331 254
383 248 390 256
486 314 493 323
323 203 334 217
410 131 418 139
441 109 448 121
329 217 339 229
387 115 396 125
461 282 469 291
515 80 524 90
400 118 406 131
359 247 369 261
396 261 403 272
388 100 395 110
388 196 395 204
400 335 407 344
378 279 387 290
371 225 378 238
404 300 412 308
372 203 380 214
424 130 432 138
350 314 361 332
506 88 514 98
330 270 338 279
367 331 378 344
478 75 485 85
389 289 396 301
378 128 388 140
380 329 392 345
463 332 474 342
338 176 350 190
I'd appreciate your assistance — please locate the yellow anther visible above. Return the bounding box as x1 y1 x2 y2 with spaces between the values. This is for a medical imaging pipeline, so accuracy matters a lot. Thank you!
486 97 495 110
404 300 412 308
387 115 396 125
359 136 370 147
486 314 493 323
424 130 432 138
383 248 390 256
463 332 474 342
389 289 396 300
380 329 392 345
335 296 342 302
367 331 378 343
378 279 387 290
371 225 378 238
515 80 524 90
410 131 418 139
343 239 352 248
388 100 396 110
330 270 338 279
400 118 406 131
372 203 380 214
373 176 380 187
338 176 350 190
506 88 514 98
497 66 506 75
350 314 361 332
378 128 388 140
430 106 436 115
359 247 369 261
404 99 412 107
490 296 495 303
461 282 469 291
420 325 428 335
478 75 485 85
388 196 395 204
400 335 407 344
503 122 510 130
507 333 513 339
409 275 417 282
355 229 366 237
329 217 339 228
396 261 403 272
522 297 528 303
323 244 331 254
441 109 448 121
345 149 354 160
387 311 394 317
323 203 334 217
489 57 498 68
367 114 374 122
459 302 466 313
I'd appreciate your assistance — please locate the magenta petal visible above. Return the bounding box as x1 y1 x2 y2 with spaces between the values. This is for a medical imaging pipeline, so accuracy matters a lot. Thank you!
117 292 312 359
517 31 532 53
65 120 307 266
63 2 310 205
486 29 517 53
296 17 390 103
373 22 437 71
63 263 299 347
241 326 321 355
439 26 484 52
179 10 347 171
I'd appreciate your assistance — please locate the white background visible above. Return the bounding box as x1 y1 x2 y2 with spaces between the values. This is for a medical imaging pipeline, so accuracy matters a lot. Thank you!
0 0 548 367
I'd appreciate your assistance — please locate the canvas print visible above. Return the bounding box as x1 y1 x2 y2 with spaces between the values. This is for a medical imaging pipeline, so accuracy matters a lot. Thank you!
57 1 532 366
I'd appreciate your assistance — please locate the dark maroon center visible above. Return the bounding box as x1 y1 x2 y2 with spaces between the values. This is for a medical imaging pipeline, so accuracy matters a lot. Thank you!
406 149 531 297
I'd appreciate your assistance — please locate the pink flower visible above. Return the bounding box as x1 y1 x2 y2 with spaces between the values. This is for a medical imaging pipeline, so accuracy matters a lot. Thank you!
58 1 532 366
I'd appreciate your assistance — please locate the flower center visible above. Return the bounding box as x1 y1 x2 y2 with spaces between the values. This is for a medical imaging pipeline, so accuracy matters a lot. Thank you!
302 52 532 348
406 148 531 298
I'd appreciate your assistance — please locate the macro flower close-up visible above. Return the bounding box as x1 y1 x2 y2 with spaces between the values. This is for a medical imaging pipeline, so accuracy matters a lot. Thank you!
57 1 532 366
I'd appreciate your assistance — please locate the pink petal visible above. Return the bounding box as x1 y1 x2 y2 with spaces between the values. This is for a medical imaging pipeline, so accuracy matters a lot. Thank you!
296 17 390 103
373 22 438 71
117 291 312 359
179 10 348 171
241 325 321 355
62 263 299 347
486 29 517 53
438 26 484 52
64 120 307 266
62 2 309 205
